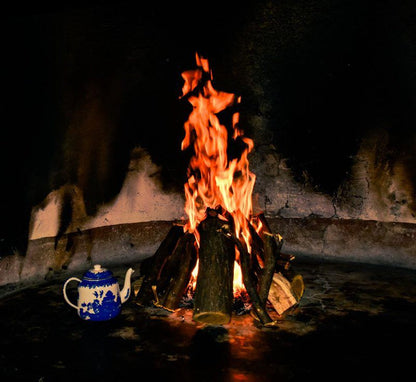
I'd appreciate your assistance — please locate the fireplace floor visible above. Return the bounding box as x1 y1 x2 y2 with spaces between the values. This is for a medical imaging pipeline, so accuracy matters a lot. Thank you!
0 258 415 381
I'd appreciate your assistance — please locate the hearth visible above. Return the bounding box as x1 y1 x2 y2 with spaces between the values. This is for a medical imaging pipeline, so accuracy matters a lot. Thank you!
0 259 415 381
134 54 303 326
0 5 415 381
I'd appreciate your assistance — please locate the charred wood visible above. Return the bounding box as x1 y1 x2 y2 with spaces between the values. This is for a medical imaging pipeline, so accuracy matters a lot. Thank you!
161 233 197 311
156 232 191 298
193 210 235 325
135 224 184 306
221 227 276 326
254 212 272 235
247 217 264 262
258 232 283 306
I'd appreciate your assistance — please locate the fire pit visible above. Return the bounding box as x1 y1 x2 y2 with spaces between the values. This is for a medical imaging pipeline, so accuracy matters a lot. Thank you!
135 54 302 326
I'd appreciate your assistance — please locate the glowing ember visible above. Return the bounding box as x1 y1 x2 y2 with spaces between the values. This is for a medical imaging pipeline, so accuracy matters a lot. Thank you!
181 53 256 295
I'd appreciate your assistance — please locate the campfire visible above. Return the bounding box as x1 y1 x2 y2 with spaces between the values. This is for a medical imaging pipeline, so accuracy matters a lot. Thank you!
135 53 303 326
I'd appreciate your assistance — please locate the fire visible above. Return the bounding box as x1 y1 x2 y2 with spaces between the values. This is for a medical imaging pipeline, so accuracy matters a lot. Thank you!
232 259 245 294
189 259 245 296
181 53 256 295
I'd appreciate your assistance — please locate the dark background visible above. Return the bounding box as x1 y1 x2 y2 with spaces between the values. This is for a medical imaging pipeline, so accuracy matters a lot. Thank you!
1 0 415 256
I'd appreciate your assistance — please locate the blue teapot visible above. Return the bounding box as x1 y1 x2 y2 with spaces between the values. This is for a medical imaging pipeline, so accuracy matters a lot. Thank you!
63 264 134 321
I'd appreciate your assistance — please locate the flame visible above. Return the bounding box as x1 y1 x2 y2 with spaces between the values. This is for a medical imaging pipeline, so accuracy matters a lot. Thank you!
181 53 256 295
189 258 199 292
181 53 255 246
188 259 245 296
232 259 245 295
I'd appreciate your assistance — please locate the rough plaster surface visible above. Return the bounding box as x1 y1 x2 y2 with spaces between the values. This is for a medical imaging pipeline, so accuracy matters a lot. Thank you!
249 122 416 225
29 148 185 241
333 130 416 223
30 138 416 245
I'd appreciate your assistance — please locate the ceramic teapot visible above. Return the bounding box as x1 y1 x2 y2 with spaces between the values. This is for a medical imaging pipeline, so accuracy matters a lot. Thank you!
63 264 134 321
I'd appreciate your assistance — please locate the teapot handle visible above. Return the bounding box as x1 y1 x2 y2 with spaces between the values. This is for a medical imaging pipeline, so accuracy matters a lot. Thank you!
63 277 81 310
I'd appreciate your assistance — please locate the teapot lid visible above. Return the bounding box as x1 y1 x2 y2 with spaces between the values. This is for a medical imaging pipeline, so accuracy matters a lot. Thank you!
83 264 113 280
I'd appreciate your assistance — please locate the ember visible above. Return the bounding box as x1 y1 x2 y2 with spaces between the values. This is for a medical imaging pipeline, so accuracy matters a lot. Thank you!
135 53 303 325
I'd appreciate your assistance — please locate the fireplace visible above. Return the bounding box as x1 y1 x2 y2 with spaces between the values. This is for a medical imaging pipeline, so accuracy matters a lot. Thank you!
0 0 415 379
1 0 415 285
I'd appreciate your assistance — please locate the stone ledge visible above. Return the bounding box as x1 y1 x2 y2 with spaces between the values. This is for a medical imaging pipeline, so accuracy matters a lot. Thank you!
1 220 177 287
0 218 415 288
268 217 416 269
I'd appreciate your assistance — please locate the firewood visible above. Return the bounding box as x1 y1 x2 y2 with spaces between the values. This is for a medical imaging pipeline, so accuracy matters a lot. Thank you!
253 212 272 235
225 212 263 277
247 221 264 277
135 224 184 306
161 233 197 311
156 233 191 297
268 272 298 315
258 232 283 306
247 220 265 260
253 211 294 275
290 274 305 302
193 210 235 325
220 227 276 326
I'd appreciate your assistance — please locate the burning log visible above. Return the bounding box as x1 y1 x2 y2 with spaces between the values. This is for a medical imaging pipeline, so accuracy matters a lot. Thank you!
193 210 235 325
254 212 295 276
134 210 290 326
246 216 265 260
161 233 197 311
135 224 184 306
133 53 303 327
220 225 277 327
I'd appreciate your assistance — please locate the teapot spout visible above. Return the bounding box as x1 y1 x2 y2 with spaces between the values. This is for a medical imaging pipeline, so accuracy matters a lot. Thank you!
120 268 135 303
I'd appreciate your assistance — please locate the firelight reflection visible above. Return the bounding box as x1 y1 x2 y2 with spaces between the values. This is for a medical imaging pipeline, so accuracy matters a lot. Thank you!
168 308 268 381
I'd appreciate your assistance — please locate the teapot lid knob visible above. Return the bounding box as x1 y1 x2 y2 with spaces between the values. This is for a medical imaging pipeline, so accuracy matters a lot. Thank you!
93 264 102 272
84 264 112 280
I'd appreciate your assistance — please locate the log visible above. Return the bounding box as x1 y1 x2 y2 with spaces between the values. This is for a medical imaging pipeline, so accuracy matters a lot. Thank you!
248 228 264 279
161 233 197 311
156 232 191 298
256 212 274 233
224 210 264 266
247 217 265 263
258 232 283 306
221 227 275 326
254 213 293 275
135 224 184 305
268 272 298 315
193 210 235 325
290 274 305 302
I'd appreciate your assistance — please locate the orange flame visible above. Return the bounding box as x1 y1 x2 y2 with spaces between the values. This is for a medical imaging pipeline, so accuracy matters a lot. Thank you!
188 259 245 295
181 53 255 294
